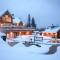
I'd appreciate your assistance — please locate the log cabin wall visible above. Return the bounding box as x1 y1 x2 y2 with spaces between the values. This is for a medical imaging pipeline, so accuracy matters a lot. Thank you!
40 32 57 38
6 30 33 38
0 10 13 27
1 10 13 24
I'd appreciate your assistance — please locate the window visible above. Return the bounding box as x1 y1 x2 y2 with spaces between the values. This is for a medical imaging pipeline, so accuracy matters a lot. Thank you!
26 31 30 35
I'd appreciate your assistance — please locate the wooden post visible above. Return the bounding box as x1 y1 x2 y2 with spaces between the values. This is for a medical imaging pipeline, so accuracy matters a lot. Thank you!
34 35 36 43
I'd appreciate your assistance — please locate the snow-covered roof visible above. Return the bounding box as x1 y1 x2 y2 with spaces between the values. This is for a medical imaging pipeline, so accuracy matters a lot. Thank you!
0 10 6 16
44 27 60 33
0 32 6 36
13 16 20 23
0 10 13 16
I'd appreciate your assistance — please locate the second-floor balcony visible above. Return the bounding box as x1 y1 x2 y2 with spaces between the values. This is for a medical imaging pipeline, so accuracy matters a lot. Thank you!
0 26 35 32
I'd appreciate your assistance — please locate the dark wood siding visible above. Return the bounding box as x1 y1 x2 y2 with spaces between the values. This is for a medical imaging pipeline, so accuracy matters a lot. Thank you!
57 30 60 38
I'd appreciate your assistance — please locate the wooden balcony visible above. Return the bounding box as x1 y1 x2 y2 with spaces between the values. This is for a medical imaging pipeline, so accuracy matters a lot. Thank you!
0 26 35 32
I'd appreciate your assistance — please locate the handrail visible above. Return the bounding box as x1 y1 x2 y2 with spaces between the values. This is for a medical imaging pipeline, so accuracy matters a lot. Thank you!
0 26 35 29
0 26 35 31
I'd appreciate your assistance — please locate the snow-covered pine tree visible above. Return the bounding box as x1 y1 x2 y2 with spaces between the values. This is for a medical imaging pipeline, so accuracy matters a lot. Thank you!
26 14 31 27
31 17 36 28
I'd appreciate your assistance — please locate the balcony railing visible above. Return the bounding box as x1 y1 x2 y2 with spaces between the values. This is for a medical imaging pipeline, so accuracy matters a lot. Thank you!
0 26 35 32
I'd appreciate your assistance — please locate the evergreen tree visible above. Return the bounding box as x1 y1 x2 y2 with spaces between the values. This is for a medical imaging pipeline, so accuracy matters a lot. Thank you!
27 14 31 27
31 17 36 28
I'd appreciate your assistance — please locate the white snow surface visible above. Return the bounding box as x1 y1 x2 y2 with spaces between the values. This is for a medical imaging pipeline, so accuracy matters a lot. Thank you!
0 32 6 36
13 16 20 23
13 34 52 42
0 33 60 60
44 27 60 33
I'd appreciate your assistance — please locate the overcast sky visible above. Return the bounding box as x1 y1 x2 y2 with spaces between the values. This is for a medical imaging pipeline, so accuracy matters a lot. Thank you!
0 0 60 28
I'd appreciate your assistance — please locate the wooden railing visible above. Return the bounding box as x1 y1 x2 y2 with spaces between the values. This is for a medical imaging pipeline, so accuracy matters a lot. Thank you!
0 26 35 32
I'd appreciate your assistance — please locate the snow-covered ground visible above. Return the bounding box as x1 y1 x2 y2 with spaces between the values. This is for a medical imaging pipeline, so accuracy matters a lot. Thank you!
12 34 52 43
0 32 60 60
11 34 60 45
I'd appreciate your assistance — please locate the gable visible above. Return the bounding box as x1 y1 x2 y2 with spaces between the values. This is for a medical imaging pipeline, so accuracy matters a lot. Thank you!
2 10 12 17
1 10 13 23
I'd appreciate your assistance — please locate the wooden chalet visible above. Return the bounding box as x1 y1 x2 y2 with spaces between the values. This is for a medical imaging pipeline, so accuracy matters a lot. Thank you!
0 10 35 39
40 27 60 38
